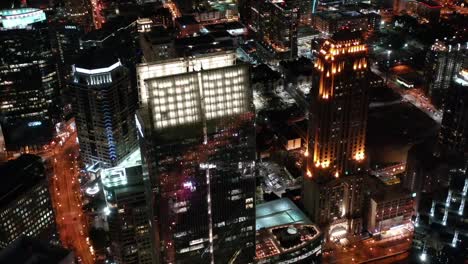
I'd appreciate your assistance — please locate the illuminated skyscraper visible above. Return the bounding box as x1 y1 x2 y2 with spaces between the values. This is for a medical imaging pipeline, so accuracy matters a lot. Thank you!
424 40 467 108
439 69 468 156
252 0 299 61
70 50 138 168
137 51 256 263
101 149 153 264
0 8 60 152
303 32 370 240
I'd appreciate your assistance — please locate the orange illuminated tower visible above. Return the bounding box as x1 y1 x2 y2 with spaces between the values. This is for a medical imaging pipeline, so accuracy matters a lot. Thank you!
303 31 370 240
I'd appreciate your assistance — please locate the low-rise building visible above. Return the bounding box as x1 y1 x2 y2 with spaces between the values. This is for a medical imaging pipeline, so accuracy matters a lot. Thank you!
255 198 322 264
312 11 370 35
367 185 414 235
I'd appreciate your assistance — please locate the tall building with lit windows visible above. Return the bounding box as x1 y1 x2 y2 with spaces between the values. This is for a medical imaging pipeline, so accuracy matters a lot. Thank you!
136 51 256 264
101 148 153 264
0 8 60 152
303 32 370 240
70 49 138 168
0 155 56 249
438 69 468 156
252 0 299 62
424 39 467 108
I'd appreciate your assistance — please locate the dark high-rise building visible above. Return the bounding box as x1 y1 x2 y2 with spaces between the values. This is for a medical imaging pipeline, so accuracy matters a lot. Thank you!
253 0 299 62
303 32 370 240
0 8 60 152
101 149 153 264
439 69 468 155
0 155 57 249
70 50 138 168
0 236 75 264
424 40 467 108
51 22 83 91
59 0 93 32
137 51 256 263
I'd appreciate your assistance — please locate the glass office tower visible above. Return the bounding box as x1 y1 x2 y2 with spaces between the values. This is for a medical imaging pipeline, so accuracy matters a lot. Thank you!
0 8 60 152
137 51 256 264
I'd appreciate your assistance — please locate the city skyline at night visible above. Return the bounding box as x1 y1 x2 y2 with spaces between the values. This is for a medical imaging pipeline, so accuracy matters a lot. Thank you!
0 0 467 263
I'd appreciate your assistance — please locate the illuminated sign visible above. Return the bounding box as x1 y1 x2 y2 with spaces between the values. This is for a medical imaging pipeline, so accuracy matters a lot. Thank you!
135 114 144 138
227 28 246 36
0 8 46 29
396 78 414 88
74 61 121 75
28 121 42 127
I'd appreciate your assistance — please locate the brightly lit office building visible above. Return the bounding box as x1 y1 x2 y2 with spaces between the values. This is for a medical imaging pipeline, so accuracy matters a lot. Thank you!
0 155 56 249
303 32 370 240
101 148 153 264
137 51 256 263
0 8 60 152
70 50 138 168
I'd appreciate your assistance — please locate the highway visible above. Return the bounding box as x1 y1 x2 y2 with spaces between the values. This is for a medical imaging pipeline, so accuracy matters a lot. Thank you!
47 131 95 264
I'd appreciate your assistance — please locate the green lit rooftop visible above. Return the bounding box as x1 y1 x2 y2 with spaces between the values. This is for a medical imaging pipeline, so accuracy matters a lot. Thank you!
256 198 311 230
0 8 40 16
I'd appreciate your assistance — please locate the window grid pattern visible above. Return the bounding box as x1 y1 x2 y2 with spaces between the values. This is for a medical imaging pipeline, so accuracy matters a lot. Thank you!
150 74 201 129
202 67 249 120
146 65 250 130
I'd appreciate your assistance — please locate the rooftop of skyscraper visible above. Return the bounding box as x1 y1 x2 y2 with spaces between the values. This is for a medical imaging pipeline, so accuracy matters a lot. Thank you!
0 7 46 29
74 48 120 71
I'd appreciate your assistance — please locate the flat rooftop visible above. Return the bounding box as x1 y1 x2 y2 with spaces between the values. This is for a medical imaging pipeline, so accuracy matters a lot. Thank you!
74 48 119 70
316 10 365 20
256 198 311 230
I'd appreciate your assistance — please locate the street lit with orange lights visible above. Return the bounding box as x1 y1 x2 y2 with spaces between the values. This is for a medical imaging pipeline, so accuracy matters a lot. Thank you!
323 227 413 263
371 65 442 123
164 1 181 19
90 0 104 29
48 130 94 264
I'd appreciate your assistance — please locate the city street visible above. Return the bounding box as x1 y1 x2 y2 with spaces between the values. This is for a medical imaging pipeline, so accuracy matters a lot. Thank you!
323 229 413 264
371 65 442 123
48 131 94 264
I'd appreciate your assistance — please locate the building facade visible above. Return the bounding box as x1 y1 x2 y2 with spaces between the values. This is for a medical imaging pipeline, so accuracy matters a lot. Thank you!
252 0 299 62
0 155 56 249
137 51 256 263
0 8 60 152
101 149 153 264
70 51 138 168
303 32 370 240
424 40 467 108
439 69 468 155
367 186 414 235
